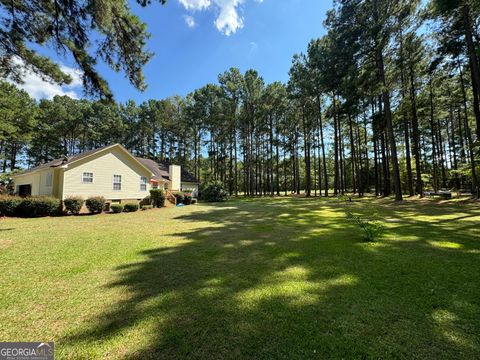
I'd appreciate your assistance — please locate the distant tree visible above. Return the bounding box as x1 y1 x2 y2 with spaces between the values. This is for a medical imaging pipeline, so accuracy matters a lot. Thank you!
0 82 36 171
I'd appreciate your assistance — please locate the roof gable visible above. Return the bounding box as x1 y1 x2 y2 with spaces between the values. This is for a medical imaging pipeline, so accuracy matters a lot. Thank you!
13 144 154 178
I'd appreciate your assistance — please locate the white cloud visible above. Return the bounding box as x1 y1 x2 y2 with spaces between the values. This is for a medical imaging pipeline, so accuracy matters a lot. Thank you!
184 15 197 28
178 0 263 35
7 57 83 100
213 0 244 36
178 0 211 10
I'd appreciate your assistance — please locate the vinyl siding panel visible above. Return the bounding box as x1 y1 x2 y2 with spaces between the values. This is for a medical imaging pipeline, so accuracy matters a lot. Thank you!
13 169 54 196
62 148 152 200
169 165 181 190
181 182 199 197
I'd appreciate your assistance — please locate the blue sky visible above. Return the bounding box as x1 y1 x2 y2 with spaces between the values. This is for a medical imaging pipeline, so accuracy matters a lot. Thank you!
17 0 332 103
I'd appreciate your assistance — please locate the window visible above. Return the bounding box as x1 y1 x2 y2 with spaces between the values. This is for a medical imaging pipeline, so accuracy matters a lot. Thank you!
113 175 122 191
82 172 93 184
140 177 148 191
45 172 52 187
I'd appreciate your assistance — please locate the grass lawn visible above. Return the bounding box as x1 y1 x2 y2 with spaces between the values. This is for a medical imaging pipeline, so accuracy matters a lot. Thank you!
0 197 479 359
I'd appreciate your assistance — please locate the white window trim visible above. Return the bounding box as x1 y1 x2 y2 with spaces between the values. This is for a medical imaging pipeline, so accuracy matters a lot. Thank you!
140 176 148 191
113 174 122 191
82 172 94 184
45 172 53 187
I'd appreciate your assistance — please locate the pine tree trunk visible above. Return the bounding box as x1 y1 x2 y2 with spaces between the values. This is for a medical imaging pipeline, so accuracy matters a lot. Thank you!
409 67 423 196
317 96 329 197
333 94 339 196
378 49 402 201
463 4 480 139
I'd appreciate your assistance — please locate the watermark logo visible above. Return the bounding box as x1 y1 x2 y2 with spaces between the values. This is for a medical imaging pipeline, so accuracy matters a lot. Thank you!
0 342 54 360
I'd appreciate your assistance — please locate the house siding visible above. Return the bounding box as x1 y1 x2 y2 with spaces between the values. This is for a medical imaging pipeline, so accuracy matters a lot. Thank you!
181 182 199 197
169 165 181 191
62 148 152 200
14 169 54 196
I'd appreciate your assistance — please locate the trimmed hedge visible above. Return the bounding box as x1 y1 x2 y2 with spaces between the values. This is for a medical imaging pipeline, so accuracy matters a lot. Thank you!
183 192 193 205
123 203 139 212
0 196 22 216
63 196 84 215
110 204 124 213
141 205 153 211
140 196 151 207
150 189 165 208
16 196 61 217
173 192 184 204
85 196 106 214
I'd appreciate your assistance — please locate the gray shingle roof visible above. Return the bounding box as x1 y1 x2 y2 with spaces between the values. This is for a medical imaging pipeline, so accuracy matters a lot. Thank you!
136 158 199 183
135 158 169 181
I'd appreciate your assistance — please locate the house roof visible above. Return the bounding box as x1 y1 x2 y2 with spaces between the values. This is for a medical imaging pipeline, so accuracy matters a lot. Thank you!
178 166 200 183
136 158 169 181
13 143 198 183
136 158 200 184
13 144 153 177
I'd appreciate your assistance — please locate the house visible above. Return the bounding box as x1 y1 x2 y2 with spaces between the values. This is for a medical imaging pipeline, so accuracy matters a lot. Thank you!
12 144 200 202
136 158 200 197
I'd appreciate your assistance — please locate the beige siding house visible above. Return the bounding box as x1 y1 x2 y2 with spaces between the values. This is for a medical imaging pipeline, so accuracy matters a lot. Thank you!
12 144 199 202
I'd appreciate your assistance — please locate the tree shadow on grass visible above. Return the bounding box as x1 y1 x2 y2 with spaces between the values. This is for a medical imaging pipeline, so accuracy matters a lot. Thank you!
63 198 480 359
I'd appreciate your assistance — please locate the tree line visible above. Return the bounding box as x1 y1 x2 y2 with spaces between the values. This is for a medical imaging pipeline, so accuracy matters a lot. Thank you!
1 0 479 199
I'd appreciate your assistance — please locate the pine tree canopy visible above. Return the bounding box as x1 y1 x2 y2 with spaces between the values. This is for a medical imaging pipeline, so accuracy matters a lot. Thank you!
0 0 166 99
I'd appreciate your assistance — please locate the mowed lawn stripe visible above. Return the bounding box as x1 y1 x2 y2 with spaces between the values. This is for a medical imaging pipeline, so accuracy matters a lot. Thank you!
0 198 479 359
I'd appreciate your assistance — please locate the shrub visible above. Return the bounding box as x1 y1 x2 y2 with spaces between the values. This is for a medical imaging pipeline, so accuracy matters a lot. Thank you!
173 192 184 204
150 189 165 208
110 204 124 213
85 196 106 214
63 196 84 215
183 192 193 205
200 181 227 202
123 203 139 212
141 205 153 211
346 211 385 242
140 195 151 206
35 197 61 217
16 197 61 218
0 195 22 216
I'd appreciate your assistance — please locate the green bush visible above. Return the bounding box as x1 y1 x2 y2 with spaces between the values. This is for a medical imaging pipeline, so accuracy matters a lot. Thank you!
16 197 61 218
173 192 184 204
150 189 165 208
63 196 84 215
0 195 22 216
141 205 153 211
110 204 124 213
140 195 151 206
85 196 106 214
123 203 139 212
183 192 193 205
200 181 227 202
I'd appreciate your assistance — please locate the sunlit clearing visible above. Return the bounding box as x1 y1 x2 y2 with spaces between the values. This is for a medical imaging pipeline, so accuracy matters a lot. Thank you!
237 270 358 309
428 241 463 249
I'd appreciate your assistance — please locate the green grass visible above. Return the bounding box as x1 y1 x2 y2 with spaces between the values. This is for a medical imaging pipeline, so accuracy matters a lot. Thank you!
0 197 479 359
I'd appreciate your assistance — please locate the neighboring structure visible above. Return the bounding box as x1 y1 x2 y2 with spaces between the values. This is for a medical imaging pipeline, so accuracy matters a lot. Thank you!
12 144 200 201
